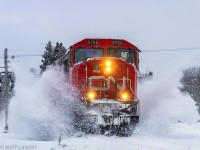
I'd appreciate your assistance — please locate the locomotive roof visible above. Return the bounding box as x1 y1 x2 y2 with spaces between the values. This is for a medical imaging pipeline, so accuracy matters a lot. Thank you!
71 38 141 52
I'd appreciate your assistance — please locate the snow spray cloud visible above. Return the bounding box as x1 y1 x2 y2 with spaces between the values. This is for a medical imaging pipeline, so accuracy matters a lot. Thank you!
137 63 200 137
4 63 82 140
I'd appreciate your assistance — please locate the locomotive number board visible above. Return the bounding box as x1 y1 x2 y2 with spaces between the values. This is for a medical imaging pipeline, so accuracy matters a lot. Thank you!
87 40 99 45
112 40 123 46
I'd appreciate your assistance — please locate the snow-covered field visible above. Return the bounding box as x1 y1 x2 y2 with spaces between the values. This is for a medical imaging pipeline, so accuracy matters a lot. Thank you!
1 128 200 150
0 63 200 150
1 134 200 150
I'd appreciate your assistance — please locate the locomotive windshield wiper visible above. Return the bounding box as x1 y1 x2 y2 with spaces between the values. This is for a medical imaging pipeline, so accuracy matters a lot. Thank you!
81 57 92 62
119 57 132 64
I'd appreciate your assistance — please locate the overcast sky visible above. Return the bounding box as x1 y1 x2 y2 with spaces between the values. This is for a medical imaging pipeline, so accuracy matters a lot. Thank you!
0 0 200 75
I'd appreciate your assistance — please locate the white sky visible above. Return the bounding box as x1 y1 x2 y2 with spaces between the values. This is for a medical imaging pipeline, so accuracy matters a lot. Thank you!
0 0 200 75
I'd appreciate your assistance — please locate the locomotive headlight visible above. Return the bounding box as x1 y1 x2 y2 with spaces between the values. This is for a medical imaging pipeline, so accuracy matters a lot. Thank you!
106 60 111 67
105 60 112 73
105 66 111 72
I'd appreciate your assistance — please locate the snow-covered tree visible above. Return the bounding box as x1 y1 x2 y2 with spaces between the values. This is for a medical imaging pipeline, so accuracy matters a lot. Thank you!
40 41 54 72
53 42 66 61
179 67 200 113
40 41 67 73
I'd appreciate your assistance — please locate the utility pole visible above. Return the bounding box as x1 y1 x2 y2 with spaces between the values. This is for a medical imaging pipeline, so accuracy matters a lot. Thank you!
3 48 9 133
5 49 9 132
0 48 14 133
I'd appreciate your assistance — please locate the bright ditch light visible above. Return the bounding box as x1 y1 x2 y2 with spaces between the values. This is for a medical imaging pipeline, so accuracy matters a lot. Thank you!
87 91 96 100
121 92 129 101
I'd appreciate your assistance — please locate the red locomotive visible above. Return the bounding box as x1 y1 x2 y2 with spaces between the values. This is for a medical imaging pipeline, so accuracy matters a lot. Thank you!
63 38 140 135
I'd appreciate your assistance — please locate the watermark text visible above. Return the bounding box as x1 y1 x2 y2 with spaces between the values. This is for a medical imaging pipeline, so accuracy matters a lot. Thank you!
0 145 38 150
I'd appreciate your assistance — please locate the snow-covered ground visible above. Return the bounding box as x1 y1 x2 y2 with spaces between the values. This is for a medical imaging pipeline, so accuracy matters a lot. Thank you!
1 132 200 150
0 63 200 150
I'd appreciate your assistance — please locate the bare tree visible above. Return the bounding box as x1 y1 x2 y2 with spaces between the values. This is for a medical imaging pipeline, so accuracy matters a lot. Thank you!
179 67 200 113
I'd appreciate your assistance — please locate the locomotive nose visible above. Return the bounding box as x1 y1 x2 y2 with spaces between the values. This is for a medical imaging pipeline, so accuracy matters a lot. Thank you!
81 57 137 101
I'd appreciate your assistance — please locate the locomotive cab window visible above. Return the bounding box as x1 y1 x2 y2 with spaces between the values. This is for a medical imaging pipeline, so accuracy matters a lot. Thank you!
75 48 103 63
107 48 135 64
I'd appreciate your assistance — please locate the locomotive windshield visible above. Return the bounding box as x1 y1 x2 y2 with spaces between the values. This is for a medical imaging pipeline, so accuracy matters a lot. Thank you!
107 48 135 64
75 48 103 63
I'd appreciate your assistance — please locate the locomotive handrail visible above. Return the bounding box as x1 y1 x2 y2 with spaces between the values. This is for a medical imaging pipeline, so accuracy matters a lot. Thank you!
80 80 88 94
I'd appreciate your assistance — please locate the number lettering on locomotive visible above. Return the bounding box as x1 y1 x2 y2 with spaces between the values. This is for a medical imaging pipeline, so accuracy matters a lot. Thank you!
87 40 99 45
112 40 123 46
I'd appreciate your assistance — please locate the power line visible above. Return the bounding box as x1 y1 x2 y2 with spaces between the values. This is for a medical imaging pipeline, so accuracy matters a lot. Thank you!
0 47 199 58
0 54 41 59
11 54 41 57
141 47 200 52
0 47 199 60
140 57 200 63
10 54 41 59
140 60 167 63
